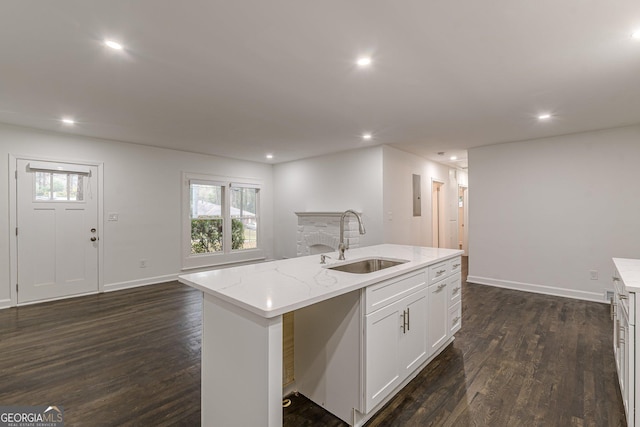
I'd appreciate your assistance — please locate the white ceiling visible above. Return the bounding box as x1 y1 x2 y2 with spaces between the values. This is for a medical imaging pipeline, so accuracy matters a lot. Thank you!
1 1 640 167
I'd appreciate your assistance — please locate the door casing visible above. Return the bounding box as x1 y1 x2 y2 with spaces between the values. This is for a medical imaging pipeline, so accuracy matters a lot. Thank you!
8 154 105 307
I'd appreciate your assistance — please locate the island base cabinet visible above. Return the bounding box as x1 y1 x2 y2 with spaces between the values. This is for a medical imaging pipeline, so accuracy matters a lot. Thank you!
293 257 463 427
364 298 402 412
449 302 462 336
364 288 428 413
427 279 448 353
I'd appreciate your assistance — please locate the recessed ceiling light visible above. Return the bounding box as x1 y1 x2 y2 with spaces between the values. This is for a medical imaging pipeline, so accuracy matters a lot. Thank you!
105 40 123 50
362 133 372 140
450 156 458 161
265 154 273 159
356 57 372 67
538 113 552 120
632 30 640 40
61 118 75 125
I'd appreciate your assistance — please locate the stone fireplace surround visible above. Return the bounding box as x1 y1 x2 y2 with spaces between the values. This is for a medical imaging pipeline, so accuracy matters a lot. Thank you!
295 211 362 257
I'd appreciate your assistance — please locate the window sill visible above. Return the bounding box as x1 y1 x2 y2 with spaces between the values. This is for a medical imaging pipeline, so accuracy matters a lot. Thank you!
182 249 266 271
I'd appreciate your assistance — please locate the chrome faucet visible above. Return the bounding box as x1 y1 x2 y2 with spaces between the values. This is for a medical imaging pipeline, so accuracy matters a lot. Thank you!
338 210 366 260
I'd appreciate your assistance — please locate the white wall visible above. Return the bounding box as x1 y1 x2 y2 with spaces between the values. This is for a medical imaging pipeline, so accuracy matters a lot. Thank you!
0 123 274 307
273 145 465 260
468 124 640 302
273 147 384 259
382 146 464 249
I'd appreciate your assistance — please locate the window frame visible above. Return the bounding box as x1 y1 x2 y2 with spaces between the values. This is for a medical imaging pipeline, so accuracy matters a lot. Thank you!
182 172 264 270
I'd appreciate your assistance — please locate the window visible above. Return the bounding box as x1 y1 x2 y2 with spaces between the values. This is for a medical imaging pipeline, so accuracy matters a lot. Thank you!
34 172 84 201
183 173 263 269
230 186 258 250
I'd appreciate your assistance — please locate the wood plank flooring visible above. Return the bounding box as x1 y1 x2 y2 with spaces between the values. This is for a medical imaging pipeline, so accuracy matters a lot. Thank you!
0 257 626 426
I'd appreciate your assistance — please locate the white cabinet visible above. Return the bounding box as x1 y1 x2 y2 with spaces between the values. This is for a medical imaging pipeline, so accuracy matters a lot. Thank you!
364 256 462 417
612 259 637 427
364 287 428 412
427 278 448 353
400 289 429 374
296 255 463 427
448 273 462 337
428 270 462 355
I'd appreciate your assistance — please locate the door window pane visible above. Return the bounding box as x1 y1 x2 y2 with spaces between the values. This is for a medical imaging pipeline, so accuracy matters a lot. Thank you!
34 172 84 201
190 183 224 254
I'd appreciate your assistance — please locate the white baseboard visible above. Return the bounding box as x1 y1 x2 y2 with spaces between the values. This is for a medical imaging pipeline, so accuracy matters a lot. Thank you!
103 273 179 293
467 275 605 303
0 274 183 310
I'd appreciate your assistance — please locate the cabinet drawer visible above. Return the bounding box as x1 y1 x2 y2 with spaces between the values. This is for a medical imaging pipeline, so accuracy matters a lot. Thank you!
449 257 462 275
449 301 462 336
428 261 450 285
365 270 426 314
447 273 462 305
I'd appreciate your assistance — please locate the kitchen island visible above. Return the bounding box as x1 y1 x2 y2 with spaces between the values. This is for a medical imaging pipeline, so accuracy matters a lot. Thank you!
179 244 463 426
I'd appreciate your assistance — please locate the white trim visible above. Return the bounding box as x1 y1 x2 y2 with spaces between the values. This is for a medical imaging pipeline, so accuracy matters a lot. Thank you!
9 154 18 307
466 275 605 303
8 154 104 307
182 171 264 270
295 211 360 218
0 298 11 309
230 181 262 189
14 290 99 307
27 160 92 175
103 274 179 292
181 255 266 272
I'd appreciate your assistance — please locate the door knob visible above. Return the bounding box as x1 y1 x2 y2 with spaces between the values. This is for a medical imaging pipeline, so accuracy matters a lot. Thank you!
91 228 97 233
90 237 97 242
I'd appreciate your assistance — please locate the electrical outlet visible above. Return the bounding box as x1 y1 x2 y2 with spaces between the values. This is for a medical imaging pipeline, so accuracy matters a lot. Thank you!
139 259 147 268
590 270 598 280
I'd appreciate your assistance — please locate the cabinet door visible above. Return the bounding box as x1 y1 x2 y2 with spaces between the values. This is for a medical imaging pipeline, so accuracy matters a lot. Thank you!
399 288 428 375
364 299 403 412
619 310 630 420
428 279 448 355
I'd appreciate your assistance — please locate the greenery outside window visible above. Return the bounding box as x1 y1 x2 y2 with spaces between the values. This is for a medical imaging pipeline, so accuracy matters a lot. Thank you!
183 173 263 269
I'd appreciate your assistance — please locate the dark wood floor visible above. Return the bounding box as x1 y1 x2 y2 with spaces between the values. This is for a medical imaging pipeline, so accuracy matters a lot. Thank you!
0 258 626 426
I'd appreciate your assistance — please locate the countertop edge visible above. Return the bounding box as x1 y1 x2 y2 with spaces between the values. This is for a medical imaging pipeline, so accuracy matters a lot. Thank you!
613 257 640 292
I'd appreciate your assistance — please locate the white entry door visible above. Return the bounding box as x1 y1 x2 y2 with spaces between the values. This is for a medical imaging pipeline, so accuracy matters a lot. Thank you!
16 159 99 303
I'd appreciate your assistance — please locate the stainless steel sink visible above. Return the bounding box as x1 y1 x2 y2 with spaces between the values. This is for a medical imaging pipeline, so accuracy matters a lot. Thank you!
327 258 408 274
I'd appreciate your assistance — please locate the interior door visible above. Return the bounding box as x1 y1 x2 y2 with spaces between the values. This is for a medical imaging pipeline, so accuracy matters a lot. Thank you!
16 159 99 303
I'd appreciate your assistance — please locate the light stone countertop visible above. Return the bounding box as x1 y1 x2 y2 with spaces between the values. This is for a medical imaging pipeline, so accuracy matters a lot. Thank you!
179 244 463 318
613 257 640 292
